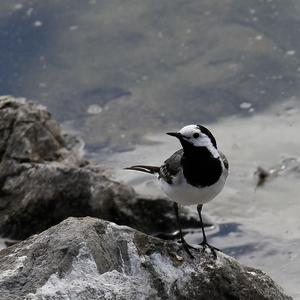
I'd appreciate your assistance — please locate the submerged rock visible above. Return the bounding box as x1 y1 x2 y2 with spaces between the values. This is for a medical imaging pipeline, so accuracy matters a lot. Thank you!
0 96 199 240
255 157 300 188
0 217 292 300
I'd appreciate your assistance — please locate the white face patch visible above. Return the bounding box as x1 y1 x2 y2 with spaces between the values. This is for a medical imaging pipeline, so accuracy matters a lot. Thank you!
178 125 199 137
178 124 219 158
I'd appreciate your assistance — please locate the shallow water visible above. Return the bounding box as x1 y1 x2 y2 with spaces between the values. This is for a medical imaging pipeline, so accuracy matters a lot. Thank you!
100 99 300 299
2 0 300 151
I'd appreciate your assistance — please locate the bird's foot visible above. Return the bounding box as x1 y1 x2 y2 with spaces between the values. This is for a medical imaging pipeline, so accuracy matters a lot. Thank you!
199 240 221 259
178 238 197 258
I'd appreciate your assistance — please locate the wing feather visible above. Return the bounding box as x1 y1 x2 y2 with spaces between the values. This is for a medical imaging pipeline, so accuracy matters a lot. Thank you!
219 151 229 170
125 165 160 174
159 149 183 184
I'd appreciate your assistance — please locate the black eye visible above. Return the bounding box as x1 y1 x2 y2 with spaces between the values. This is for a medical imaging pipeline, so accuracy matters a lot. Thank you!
193 133 200 138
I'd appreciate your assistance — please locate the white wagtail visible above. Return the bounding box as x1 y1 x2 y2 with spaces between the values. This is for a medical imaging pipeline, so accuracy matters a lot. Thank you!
126 124 228 257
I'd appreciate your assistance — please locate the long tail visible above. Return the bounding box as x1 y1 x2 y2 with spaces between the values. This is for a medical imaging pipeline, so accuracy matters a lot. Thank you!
124 165 160 174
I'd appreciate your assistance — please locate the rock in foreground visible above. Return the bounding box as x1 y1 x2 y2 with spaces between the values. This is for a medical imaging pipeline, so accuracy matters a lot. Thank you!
0 217 292 300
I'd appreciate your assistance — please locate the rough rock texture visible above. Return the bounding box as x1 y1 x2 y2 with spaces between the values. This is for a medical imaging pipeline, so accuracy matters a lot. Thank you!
0 96 200 239
0 96 76 164
0 217 292 300
0 158 200 239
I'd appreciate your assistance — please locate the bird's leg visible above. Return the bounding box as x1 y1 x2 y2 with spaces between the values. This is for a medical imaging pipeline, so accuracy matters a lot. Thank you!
197 204 221 258
173 202 196 258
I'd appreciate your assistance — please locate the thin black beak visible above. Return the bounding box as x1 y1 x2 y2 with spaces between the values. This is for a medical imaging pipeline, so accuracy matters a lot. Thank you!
166 132 182 139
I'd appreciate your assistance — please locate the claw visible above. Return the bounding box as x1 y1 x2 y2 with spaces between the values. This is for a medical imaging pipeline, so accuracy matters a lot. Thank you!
200 241 221 259
182 242 194 259
178 239 198 250
178 238 197 258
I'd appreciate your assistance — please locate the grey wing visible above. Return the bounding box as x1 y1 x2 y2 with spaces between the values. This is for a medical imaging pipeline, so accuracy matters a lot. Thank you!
159 149 183 184
219 151 229 170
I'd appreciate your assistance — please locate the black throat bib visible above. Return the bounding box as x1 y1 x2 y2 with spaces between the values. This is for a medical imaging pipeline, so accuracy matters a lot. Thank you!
181 142 222 187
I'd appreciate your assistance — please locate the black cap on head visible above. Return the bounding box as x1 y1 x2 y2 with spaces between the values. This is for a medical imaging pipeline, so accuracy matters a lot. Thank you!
197 124 217 148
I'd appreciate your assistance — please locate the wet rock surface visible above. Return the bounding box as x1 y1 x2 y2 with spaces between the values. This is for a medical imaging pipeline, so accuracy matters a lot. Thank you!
0 217 292 300
0 96 199 239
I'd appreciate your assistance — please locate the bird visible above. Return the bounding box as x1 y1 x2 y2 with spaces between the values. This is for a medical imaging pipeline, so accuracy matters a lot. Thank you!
125 124 229 258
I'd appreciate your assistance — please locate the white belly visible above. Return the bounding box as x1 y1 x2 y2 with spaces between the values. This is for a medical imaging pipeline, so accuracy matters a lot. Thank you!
159 169 227 206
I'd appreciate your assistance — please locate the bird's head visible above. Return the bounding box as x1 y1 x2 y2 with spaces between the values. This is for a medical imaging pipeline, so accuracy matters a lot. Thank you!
167 124 218 155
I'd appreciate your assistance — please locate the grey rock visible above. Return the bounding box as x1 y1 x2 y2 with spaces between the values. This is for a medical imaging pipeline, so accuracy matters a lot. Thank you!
0 158 200 240
0 217 292 300
0 96 199 240
0 96 73 163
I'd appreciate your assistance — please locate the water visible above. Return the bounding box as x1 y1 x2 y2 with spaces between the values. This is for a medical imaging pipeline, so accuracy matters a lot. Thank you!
2 0 300 151
1 0 300 298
